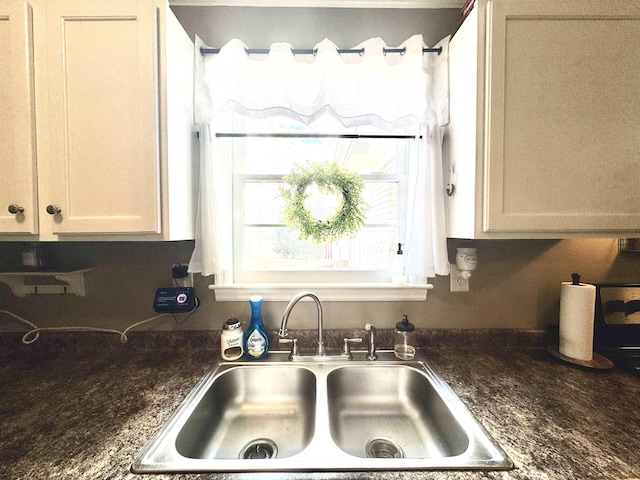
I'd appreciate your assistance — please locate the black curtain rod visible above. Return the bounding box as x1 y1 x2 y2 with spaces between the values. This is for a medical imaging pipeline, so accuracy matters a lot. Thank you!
215 133 420 139
200 46 442 56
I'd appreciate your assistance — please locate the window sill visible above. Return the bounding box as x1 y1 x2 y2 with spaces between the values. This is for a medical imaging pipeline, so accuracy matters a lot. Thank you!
208 283 433 301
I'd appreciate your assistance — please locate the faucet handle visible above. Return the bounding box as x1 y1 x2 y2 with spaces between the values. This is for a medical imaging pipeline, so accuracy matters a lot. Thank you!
279 338 299 360
341 337 363 360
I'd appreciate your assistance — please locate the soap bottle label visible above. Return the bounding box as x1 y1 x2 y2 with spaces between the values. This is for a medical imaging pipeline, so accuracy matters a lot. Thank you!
246 330 266 357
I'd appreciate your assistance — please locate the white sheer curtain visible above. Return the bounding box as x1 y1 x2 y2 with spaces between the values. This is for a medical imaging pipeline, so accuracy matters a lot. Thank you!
189 34 451 280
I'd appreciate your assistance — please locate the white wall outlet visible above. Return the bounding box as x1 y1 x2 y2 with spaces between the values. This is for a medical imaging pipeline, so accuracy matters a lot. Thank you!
450 264 469 292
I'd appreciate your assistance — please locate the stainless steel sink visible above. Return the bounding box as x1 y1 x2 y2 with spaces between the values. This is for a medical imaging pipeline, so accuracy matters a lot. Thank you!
132 351 513 473
175 366 316 460
327 365 468 459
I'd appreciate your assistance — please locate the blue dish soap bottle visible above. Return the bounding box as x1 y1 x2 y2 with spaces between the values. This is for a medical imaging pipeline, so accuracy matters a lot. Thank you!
244 295 269 360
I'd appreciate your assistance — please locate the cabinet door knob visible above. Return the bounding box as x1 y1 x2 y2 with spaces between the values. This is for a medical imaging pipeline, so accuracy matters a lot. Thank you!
8 204 25 214
46 205 62 215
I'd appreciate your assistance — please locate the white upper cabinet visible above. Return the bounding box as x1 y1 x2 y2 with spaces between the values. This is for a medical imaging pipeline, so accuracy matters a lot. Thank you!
0 0 195 240
446 0 640 238
0 2 38 234
45 1 160 235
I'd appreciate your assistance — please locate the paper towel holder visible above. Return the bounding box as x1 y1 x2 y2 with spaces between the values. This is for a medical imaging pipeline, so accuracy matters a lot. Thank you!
547 272 614 371
547 346 614 371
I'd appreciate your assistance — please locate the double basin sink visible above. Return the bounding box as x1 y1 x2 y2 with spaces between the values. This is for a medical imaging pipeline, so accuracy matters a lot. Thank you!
132 350 513 473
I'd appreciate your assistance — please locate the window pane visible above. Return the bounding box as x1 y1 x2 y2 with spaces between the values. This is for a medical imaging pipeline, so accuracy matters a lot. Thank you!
228 112 413 281
241 227 398 271
228 136 404 175
242 180 399 226
243 182 286 225
365 182 398 224
226 113 410 176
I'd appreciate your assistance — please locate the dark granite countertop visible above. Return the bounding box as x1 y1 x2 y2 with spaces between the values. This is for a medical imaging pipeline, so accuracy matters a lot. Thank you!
0 330 638 480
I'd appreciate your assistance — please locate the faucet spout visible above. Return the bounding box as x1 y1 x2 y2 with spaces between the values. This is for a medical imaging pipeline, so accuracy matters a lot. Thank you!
279 291 325 356
365 323 378 361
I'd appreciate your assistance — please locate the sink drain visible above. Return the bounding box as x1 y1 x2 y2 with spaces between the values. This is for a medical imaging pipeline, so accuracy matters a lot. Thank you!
366 438 405 459
239 439 278 459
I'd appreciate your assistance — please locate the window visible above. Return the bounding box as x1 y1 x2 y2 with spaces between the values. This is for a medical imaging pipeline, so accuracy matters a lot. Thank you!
226 113 414 284
190 34 450 301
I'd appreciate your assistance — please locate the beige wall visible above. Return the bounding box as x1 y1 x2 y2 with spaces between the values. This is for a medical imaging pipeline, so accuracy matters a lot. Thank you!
0 239 638 333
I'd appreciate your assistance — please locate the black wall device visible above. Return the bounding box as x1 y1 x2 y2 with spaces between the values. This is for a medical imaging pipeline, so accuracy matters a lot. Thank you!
153 287 199 314
171 264 189 280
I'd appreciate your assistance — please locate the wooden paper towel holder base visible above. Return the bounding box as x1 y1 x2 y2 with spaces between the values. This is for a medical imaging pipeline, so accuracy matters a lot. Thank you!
547 346 614 371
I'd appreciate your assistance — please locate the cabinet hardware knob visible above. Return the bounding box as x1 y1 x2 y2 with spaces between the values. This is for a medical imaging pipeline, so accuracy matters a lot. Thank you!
8 204 25 214
46 205 62 215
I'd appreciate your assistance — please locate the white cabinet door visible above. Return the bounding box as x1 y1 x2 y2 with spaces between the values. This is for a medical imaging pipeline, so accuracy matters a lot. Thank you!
483 0 640 233
44 0 160 234
0 1 38 234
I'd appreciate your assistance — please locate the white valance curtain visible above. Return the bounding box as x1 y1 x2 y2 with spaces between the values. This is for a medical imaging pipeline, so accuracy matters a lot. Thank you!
189 34 451 280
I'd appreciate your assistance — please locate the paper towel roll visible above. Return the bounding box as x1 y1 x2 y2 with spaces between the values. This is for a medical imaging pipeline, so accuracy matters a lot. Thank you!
559 282 596 361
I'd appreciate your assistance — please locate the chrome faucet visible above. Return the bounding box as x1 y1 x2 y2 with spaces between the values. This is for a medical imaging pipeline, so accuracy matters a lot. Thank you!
279 291 325 357
365 323 378 360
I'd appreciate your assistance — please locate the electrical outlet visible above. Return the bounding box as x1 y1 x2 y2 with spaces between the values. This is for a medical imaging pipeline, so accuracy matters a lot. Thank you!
450 264 469 292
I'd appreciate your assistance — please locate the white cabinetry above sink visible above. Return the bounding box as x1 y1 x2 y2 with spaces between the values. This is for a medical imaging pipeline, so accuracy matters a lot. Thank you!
446 0 640 239
0 0 196 241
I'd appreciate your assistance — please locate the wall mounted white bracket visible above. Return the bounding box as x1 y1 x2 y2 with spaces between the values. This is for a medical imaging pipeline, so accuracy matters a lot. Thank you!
0 268 94 297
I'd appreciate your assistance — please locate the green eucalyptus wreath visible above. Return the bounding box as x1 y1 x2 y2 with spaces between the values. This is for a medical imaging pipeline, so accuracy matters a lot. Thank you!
279 162 369 243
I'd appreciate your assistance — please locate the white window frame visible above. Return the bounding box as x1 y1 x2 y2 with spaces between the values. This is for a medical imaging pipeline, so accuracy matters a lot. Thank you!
210 282 433 301
233 172 407 284
208 130 433 301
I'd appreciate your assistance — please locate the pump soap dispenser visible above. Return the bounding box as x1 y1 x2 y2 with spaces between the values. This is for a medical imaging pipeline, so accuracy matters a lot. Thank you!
394 314 416 360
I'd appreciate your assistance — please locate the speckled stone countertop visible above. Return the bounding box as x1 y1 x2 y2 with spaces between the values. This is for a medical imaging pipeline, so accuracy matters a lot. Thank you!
0 329 638 480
